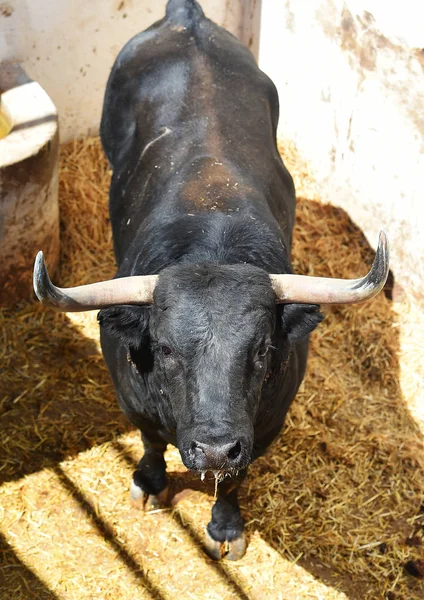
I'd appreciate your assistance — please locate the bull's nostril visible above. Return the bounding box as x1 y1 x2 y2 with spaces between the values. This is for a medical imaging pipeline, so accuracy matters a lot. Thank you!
228 440 241 461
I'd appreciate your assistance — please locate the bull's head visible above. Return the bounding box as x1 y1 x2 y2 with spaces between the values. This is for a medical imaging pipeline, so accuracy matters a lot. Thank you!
33 232 389 473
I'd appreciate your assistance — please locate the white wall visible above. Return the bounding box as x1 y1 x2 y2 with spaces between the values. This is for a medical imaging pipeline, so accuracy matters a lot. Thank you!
0 0 261 141
1 0 422 298
259 0 424 301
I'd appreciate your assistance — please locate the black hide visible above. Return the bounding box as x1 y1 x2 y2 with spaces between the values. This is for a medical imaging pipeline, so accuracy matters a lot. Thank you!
97 0 323 558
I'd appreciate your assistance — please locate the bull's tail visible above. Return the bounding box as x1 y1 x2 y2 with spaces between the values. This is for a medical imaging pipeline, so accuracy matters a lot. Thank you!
165 0 205 25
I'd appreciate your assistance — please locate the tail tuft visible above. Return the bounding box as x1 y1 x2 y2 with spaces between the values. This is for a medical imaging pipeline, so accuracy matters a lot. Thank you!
165 0 205 25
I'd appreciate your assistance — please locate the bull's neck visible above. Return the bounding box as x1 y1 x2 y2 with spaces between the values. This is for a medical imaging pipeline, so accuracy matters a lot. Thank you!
123 206 291 279
116 154 292 276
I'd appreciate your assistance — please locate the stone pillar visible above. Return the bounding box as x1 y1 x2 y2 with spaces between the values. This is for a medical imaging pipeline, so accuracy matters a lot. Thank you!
0 63 59 306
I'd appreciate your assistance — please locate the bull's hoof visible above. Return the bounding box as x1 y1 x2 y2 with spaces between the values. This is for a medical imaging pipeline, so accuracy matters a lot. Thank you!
204 530 224 560
130 480 169 511
204 531 247 561
226 534 247 561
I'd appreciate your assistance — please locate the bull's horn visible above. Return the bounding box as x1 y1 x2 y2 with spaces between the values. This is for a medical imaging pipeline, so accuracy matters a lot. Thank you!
33 251 158 311
34 231 389 311
270 230 389 304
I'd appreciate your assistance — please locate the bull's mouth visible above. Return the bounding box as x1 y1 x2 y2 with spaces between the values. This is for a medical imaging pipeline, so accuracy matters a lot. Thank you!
198 469 240 482
196 469 243 498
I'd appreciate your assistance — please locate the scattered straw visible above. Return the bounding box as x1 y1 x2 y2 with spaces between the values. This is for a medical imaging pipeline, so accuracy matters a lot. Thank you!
0 137 423 600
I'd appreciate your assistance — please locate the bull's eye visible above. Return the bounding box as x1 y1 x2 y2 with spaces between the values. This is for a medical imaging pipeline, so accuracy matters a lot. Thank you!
254 346 269 363
161 346 173 356
257 347 268 358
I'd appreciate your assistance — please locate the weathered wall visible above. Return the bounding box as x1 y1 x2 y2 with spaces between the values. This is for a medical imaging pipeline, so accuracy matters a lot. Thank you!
0 0 261 141
259 0 424 301
1 0 422 299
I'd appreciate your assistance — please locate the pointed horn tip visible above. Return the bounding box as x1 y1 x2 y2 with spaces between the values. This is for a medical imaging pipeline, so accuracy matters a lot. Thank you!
33 250 50 304
376 229 390 280
353 230 390 301
378 229 389 253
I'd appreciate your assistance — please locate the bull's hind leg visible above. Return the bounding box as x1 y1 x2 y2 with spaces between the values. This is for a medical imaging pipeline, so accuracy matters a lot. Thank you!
130 432 168 510
205 471 247 561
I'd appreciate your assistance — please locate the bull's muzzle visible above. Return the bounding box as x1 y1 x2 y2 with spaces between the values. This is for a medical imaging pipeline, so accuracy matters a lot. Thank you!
189 439 243 471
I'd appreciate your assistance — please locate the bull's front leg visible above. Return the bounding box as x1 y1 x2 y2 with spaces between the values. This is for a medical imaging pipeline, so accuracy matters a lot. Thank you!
130 432 169 510
204 470 247 561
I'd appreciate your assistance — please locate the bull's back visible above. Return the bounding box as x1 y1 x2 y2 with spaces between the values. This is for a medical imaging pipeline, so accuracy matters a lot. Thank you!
100 0 295 267
101 1 281 178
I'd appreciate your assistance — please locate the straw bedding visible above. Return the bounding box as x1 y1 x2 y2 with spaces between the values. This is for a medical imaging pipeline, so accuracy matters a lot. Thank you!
0 137 423 600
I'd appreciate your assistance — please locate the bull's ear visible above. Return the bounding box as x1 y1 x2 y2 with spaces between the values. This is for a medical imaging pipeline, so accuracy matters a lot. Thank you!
97 305 150 349
280 303 324 344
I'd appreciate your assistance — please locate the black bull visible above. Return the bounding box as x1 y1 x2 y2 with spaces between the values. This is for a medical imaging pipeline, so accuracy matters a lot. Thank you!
33 0 389 560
